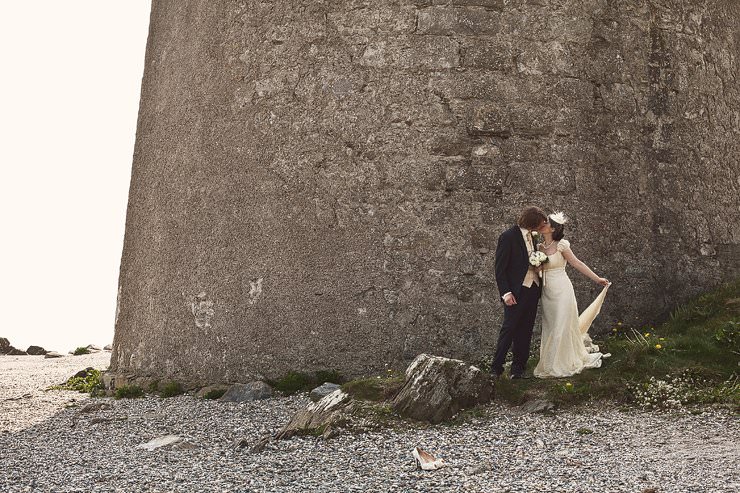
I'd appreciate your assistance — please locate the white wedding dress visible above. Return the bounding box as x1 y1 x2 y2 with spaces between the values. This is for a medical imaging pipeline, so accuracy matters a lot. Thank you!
533 239 609 379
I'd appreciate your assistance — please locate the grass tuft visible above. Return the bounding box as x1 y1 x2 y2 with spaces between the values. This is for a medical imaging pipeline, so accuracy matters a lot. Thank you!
115 385 144 399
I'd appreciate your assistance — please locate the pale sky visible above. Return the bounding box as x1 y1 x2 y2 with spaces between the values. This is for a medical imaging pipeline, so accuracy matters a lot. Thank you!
0 2 152 353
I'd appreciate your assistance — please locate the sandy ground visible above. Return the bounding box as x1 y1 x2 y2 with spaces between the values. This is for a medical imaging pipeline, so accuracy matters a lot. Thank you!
0 352 110 432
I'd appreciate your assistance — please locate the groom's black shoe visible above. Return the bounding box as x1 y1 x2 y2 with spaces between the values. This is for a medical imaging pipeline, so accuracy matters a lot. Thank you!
510 373 531 380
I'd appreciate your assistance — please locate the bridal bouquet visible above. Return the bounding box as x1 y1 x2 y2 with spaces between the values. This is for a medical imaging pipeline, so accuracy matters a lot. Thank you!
529 251 549 279
529 251 548 267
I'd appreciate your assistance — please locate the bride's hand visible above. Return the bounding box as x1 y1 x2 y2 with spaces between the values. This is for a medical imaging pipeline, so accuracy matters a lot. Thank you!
596 277 609 286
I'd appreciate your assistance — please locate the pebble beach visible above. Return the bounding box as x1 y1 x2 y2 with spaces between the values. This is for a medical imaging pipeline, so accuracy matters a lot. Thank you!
1 354 738 493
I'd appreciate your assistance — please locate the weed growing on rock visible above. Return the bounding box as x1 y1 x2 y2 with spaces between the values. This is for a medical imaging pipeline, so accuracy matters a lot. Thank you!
72 347 91 356
50 368 103 396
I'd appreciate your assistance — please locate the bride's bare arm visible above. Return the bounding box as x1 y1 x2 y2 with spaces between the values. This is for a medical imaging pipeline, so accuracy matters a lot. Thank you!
561 248 609 285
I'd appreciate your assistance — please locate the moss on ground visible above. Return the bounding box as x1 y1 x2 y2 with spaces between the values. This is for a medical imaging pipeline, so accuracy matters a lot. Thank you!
495 280 740 410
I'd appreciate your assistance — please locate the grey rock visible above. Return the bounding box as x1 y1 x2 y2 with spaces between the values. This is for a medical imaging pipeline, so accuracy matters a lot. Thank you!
519 399 556 415
276 389 352 440
391 354 494 424
85 345 102 353
6 348 28 356
26 346 47 356
72 367 95 380
43 352 63 359
218 382 273 402
103 344 112 351
310 382 342 402
0 337 11 354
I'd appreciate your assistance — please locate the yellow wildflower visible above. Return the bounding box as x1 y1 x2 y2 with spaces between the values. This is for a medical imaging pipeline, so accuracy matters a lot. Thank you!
655 344 662 350
644 332 650 337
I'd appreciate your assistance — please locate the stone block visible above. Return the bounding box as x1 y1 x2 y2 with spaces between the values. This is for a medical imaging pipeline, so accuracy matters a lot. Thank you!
460 42 514 71
360 37 460 69
416 7 502 36
444 164 504 193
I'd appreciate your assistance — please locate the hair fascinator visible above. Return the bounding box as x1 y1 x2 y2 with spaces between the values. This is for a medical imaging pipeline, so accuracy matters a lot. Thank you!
548 211 568 225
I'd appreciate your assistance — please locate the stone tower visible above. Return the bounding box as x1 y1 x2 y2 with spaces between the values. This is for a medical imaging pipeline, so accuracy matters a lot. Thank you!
111 0 739 385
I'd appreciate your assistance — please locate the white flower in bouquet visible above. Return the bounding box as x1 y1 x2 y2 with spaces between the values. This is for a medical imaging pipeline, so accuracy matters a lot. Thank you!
529 251 548 267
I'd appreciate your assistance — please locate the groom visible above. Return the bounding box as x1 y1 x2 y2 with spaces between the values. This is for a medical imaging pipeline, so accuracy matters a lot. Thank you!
491 206 548 379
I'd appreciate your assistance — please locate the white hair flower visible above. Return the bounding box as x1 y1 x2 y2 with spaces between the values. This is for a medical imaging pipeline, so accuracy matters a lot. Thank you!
549 211 568 224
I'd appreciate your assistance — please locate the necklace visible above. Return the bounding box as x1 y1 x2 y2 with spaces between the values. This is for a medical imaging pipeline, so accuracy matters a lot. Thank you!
542 239 556 249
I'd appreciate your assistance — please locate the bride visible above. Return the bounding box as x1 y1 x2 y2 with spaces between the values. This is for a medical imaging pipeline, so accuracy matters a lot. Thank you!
533 212 611 379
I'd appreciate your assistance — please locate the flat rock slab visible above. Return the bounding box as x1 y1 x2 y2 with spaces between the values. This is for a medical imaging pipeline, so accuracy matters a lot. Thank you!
392 353 494 424
137 435 183 451
218 382 273 402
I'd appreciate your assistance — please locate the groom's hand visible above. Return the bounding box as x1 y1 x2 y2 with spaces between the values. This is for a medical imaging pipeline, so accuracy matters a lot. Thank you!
503 293 517 306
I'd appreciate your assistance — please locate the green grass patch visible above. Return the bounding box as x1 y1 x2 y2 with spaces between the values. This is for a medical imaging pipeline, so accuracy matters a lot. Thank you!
341 375 405 401
497 280 740 410
73 347 91 356
159 381 184 398
115 385 144 399
267 370 345 395
202 388 228 400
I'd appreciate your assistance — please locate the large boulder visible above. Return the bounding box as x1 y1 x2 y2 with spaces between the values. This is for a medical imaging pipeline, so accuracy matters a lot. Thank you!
0 338 26 355
391 354 494 424
218 382 273 402
26 346 48 356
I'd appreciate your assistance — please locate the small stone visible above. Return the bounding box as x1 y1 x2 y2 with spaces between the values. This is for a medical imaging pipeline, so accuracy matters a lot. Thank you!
519 399 556 415
79 402 112 414
103 344 113 351
309 382 341 402
44 352 63 359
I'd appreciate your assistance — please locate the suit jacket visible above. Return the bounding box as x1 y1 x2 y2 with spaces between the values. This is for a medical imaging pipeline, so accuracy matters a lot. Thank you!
495 225 532 302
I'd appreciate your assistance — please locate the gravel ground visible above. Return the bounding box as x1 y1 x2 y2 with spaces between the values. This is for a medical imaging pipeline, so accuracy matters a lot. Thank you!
1 355 738 493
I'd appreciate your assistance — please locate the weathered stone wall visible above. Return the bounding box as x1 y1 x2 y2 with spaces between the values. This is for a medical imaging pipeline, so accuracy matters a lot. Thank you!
111 0 739 385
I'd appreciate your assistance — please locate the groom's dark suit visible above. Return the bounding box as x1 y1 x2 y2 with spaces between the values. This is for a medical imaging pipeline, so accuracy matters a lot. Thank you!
492 224 541 376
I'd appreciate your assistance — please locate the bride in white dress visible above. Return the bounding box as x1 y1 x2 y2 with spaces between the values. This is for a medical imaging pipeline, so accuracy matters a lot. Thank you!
534 212 611 379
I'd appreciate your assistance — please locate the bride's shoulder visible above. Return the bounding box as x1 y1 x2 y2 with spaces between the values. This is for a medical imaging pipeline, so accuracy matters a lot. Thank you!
556 239 571 252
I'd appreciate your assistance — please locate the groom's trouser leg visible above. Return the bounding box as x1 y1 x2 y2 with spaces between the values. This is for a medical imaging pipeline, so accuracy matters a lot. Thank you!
491 295 526 375
511 285 540 375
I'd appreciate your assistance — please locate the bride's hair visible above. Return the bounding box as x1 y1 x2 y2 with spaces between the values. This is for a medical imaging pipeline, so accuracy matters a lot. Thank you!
549 217 566 241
